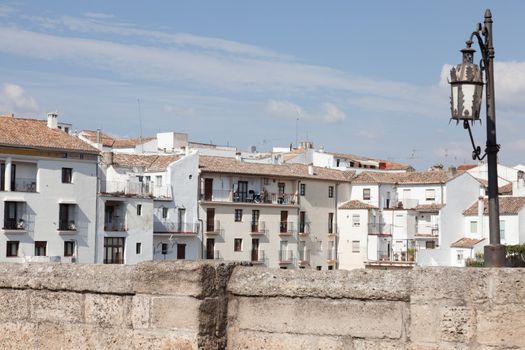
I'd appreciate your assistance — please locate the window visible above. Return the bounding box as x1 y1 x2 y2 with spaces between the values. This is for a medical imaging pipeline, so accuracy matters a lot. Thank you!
6 241 19 257
457 250 464 262
500 220 505 241
59 204 76 231
61 168 72 183
136 242 142 254
4 201 24 230
234 209 243 222
35 241 47 256
234 238 242 252
328 213 334 234
278 183 285 194
64 241 75 257
263 178 269 185
162 207 168 219
352 240 360 253
328 265 334 270
316 266 322 271
328 186 334 198
104 237 125 264
336 159 340 167
425 189 436 201
156 175 163 187
363 188 371 200
137 204 142 216
300 183 306 196
470 221 477 234
426 241 435 249
161 243 168 255
352 214 360 227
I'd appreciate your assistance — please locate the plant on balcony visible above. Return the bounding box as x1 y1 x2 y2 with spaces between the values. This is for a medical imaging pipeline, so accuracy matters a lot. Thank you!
407 247 416 261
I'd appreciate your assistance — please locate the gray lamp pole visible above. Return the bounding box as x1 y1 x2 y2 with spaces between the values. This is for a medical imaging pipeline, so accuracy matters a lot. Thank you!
449 9 505 267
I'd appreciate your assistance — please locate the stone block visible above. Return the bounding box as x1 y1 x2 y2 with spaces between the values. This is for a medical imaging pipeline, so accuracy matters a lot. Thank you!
228 267 411 301
353 339 405 350
228 329 352 350
233 296 405 339
409 304 439 343
0 290 29 321
131 329 198 350
150 296 201 331
0 322 37 349
30 290 83 323
84 294 130 327
411 268 489 303
131 294 150 329
489 268 525 305
476 304 525 347
439 305 475 343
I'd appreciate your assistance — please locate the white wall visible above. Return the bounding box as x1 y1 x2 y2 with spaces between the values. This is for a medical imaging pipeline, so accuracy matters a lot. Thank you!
337 208 368 270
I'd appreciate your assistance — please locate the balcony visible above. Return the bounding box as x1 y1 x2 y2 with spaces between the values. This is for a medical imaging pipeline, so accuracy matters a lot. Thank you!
104 221 127 232
154 222 199 234
250 221 266 235
250 249 265 264
205 220 221 235
278 249 294 264
2 218 26 233
368 223 392 235
416 224 439 237
298 222 310 238
279 221 295 236
298 248 310 266
11 178 37 193
100 180 171 199
328 225 339 239
397 198 419 209
58 220 77 234
326 248 337 263
200 190 297 206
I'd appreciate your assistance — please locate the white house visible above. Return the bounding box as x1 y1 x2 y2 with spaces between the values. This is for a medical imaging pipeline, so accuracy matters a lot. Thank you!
0 113 99 263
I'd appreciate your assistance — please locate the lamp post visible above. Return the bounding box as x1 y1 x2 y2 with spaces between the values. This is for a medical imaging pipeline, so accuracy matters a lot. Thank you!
449 9 505 267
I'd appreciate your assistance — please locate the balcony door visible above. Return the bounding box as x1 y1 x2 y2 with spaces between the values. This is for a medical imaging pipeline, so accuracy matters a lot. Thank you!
251 210 260 232
237 181 248 202
204 179 213 200
299 211 306 233
0 163 15 191
280 211 288 233
4 201 17 229
206 208 215 232
251 238 260 261
177 208 185 232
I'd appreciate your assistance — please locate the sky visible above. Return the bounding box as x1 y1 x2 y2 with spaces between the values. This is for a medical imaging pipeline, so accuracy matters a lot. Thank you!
1 1 525 170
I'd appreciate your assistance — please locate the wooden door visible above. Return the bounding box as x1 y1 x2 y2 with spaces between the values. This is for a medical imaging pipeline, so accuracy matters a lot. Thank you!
280 211 288 233
206 238 215 259
177 244 186 259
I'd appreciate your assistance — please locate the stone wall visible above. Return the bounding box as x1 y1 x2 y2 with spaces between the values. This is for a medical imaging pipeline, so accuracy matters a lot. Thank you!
0 262 523 349
0 261 236 350
227 267 525 349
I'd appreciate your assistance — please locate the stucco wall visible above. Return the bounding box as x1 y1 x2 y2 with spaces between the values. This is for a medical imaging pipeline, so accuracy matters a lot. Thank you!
0 262 524 349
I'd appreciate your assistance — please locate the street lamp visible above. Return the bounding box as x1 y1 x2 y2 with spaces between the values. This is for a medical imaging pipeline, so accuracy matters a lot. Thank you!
449 9 505 267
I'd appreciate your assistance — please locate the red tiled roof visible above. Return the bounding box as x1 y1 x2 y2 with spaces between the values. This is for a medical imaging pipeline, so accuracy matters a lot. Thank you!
339 200 377 210
457 164 477 171
450 237 485 248
463 196 525 216
82 130 155 148
415 203 444 212
351 170 449 185
110 153 181 172
199 156 353 182
0 116 98 153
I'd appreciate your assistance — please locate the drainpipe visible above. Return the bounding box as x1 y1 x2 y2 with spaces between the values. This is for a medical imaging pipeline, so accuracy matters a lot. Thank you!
94 157 99 263
334 182 339 269
197 168 203 259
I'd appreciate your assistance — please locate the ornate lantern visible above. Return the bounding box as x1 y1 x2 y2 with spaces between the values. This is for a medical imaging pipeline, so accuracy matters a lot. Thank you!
449 40 484 122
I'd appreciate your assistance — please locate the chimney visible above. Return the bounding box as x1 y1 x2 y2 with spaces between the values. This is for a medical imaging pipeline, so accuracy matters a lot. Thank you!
96 129 101 144
102 152 114 165
308 164 314 176
235 151 241 161
47 112 58 129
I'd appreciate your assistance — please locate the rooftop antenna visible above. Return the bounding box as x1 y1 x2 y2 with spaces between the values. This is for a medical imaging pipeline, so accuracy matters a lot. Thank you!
137 98 144 153
295 107 301 149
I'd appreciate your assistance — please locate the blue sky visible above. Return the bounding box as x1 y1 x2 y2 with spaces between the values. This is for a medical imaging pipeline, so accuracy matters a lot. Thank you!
1 1 525 169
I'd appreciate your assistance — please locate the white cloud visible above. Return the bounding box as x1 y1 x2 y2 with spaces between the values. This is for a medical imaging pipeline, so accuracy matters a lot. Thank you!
0 83 39 114
318 102 346 123
83 12 115 20
356 130 381 140
266 100 345 124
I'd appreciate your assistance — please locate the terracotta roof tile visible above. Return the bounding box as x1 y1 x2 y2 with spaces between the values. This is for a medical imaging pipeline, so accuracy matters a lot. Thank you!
457 164 477 171
111 153 181 172
82 130 155 148
415 203 444 212
351 170 449 185
0 116 98 153
339 200 377 210
463 196 525 216
199 156 353 182
450 237 485 248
